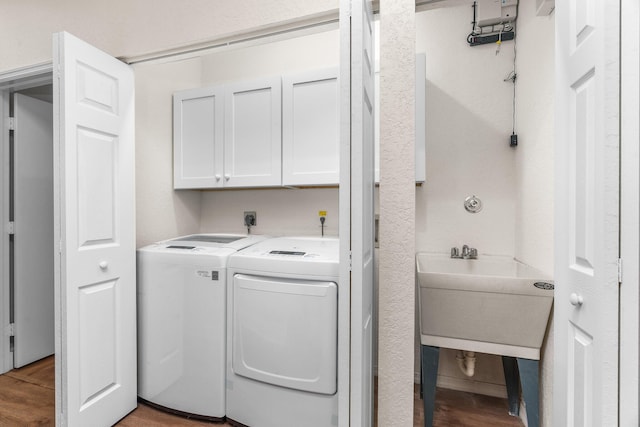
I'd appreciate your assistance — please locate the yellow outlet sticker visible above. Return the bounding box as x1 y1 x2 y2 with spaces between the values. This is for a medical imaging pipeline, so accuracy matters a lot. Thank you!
319 210 327 217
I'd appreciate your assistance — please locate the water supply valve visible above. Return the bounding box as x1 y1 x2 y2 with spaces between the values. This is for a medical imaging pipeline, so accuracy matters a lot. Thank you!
464 195 483 213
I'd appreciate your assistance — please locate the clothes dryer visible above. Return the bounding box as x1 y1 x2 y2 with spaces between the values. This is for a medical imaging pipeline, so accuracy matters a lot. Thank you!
225 236 343 427
137 233 267 420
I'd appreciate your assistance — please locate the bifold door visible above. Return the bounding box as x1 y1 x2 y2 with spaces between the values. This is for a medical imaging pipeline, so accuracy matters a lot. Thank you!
54 31 136 426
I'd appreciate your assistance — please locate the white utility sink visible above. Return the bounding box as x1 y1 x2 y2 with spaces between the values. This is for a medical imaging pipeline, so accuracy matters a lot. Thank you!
416 253 554 360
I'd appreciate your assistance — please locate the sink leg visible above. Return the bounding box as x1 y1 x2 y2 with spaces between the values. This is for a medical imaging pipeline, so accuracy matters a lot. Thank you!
421 345 439 427
502 356 520 416
517 358 540 427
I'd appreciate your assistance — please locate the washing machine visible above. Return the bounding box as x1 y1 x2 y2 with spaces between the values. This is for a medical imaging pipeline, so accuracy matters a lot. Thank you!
225 236 343 427
137 233 268 420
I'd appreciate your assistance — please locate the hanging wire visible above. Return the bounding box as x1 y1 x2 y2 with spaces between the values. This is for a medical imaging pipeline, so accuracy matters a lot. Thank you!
502 2 519 137
511 2 518 136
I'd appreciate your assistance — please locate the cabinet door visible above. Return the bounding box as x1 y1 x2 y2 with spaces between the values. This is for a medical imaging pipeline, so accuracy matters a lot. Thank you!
224 77 282 187
173 87 224 189
282 68 339 186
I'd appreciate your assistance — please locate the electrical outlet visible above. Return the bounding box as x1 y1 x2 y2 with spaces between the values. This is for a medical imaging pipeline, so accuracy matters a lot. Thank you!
244 211 256 227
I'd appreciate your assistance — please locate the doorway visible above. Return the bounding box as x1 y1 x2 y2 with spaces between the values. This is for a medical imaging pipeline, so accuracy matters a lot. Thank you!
10 85 55 370
0 72 55 422
1 78 55 375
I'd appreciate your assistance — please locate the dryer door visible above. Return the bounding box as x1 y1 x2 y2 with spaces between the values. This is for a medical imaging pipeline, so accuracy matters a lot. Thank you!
232 274 338 395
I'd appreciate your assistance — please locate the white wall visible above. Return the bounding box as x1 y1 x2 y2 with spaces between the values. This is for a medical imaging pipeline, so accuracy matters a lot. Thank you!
415 6 517 258
133 57 204 247
513 2 555 426
200 29 340 84
514 5 555 276
199 188 339 236
0 0 338 72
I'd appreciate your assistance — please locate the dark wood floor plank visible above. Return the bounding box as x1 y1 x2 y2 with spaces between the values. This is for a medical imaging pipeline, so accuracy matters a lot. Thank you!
116 404 231 426
430 387 524 427
1 357 524 427
0 375 54 425
5 355 55 390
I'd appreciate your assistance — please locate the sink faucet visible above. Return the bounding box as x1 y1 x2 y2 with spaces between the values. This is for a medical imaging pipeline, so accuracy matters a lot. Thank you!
462 245 470 258
451 245 478 259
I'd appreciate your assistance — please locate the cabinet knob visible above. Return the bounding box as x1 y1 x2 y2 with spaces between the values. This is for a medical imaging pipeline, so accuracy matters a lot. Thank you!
99 261 108 271
215 174 221 181
224 174 231 181
569 293 584 306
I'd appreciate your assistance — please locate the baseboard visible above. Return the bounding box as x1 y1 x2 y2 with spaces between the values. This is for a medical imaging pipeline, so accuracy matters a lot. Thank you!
519 399 528 426
413 370 508 399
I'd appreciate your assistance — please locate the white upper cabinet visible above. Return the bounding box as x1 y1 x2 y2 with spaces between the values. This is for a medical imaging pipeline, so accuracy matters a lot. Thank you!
174 86 224 189
174 57 425 190
224 77 282 187
282 68 340 186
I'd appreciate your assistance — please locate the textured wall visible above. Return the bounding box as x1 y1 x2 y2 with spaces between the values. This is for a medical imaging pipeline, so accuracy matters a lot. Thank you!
377 0 416 425
0 0 338 71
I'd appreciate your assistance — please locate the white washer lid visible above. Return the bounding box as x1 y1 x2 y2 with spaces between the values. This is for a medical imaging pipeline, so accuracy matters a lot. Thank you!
139 233 269 253
227 237 339 277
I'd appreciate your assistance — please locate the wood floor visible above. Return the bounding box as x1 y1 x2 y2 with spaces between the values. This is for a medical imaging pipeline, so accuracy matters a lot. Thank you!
0 356 523 427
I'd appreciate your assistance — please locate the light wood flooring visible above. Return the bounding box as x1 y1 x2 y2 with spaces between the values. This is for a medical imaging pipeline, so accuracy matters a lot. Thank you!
1 356 523 426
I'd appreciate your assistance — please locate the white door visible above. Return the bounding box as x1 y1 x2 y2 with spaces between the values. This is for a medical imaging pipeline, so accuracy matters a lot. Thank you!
53 32 136 426
554 1 620 426
224 77 281 187
339 0 375 425
13 93 54 368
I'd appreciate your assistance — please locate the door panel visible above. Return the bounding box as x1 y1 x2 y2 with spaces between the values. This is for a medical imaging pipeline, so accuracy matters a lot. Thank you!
173 87 224 189
282 68 340 186
232 274 338 394
13 93 54 368
224 77 281 187
54 31 136 426
554 0 620 425
77 128 117 245
339 0 375 425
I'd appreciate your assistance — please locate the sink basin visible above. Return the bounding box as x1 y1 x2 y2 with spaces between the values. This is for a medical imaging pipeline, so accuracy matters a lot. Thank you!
416 253 554 360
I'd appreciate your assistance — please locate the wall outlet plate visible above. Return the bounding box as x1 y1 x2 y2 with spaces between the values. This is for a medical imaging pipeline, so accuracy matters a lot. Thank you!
244 211 256 226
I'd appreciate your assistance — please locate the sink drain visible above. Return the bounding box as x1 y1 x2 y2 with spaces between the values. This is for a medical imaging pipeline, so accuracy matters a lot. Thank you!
534 282 554 290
